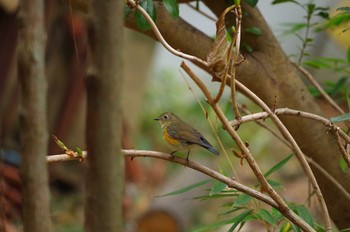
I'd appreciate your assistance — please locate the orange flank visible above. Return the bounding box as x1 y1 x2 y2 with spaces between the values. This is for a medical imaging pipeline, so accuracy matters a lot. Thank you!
163 130 180 146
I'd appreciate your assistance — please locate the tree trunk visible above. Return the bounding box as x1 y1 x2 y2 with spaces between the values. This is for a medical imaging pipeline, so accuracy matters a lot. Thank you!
84 0 125 231
17 0 52 231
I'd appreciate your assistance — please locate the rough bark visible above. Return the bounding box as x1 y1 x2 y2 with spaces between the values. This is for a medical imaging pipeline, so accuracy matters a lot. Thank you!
126 1 350 229
84 0 125 231
17 0 52 231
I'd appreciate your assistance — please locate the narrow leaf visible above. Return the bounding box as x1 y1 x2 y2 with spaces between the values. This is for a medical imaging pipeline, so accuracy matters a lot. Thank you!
156 179 212 197
162 0 179 18
272 0 299 5
347 47 350 63
340 157 348 173
245 26 262 35
257 209 276 225
296 205 314 228
210 180 227 196
228 210 253 232
330 113 350 123
330 76 347 96
264 153 293 177
193 217 236 232
234 193 253 206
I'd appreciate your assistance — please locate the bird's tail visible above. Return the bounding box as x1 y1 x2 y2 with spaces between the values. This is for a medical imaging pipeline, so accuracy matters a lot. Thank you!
205 146 220 155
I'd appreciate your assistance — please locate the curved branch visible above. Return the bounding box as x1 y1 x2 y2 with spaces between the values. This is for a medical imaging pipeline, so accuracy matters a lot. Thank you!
126 0 208 67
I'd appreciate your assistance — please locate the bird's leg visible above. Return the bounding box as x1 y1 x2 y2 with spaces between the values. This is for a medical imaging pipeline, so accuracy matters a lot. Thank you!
185 149 191 161
170 151 177 159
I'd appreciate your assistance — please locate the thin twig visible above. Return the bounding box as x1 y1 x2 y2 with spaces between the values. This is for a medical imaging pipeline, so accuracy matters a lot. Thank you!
229 107 350 146
181 61 316 232
335 130 350 168
186 2 217 22
126 0 208 67
295 63 348 123
231 108 350 202
230 5 242 120
213 5 236 104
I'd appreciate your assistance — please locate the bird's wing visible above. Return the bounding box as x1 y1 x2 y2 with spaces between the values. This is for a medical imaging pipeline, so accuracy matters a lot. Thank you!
167 124 213 148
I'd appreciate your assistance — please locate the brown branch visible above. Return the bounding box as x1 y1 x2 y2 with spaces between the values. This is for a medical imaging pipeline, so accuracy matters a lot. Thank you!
229 108 350 146
47 150 278 213
230 5 242 120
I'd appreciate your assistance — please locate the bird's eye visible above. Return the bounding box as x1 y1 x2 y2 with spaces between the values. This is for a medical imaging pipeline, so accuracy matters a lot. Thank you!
163 114 169 119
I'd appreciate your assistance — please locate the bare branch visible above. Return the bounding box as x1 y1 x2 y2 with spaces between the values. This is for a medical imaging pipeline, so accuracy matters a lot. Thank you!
126 0 208 67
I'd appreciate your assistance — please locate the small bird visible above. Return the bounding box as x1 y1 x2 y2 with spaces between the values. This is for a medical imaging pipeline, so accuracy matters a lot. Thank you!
154 112 220 160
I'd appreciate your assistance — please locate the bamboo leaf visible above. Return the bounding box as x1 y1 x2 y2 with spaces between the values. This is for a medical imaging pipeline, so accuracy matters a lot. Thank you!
257 209 276 225
156 179 212 197
192 217 236 232
245 26 262 35
228 210 253 232
330 113 350 123
264 153 293 177
295 205 314 228
234 193 253 206
210 180 227 196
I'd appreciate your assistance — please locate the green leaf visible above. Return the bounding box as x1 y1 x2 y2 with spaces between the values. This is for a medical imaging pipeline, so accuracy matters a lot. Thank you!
267 179 283 188
264 154 294 177
242 43 254 53
234 193 253 207
272 0 299 5
192 217 236 232
162 0 179 18
329 76 347 96
135 0 156 31
340 157 348 173
227 210 253 232
257 208 276 225
75 147 83 156
156 179 212 197
147 0 156 21
347 47 350 63
244 0 258 7
245 26 262 35
295 205 314 228
337 7 350 14
210 180 227 196
280 222 292 232
317 11 329 19
330 113 350 123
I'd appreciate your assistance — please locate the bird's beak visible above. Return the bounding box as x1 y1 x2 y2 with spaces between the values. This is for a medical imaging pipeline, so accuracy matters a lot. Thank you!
154 118 160 121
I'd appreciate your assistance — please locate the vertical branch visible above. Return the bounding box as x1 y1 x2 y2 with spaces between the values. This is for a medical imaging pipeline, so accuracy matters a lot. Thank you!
84 0 124 231
230 5 242 120
17 0 52 231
